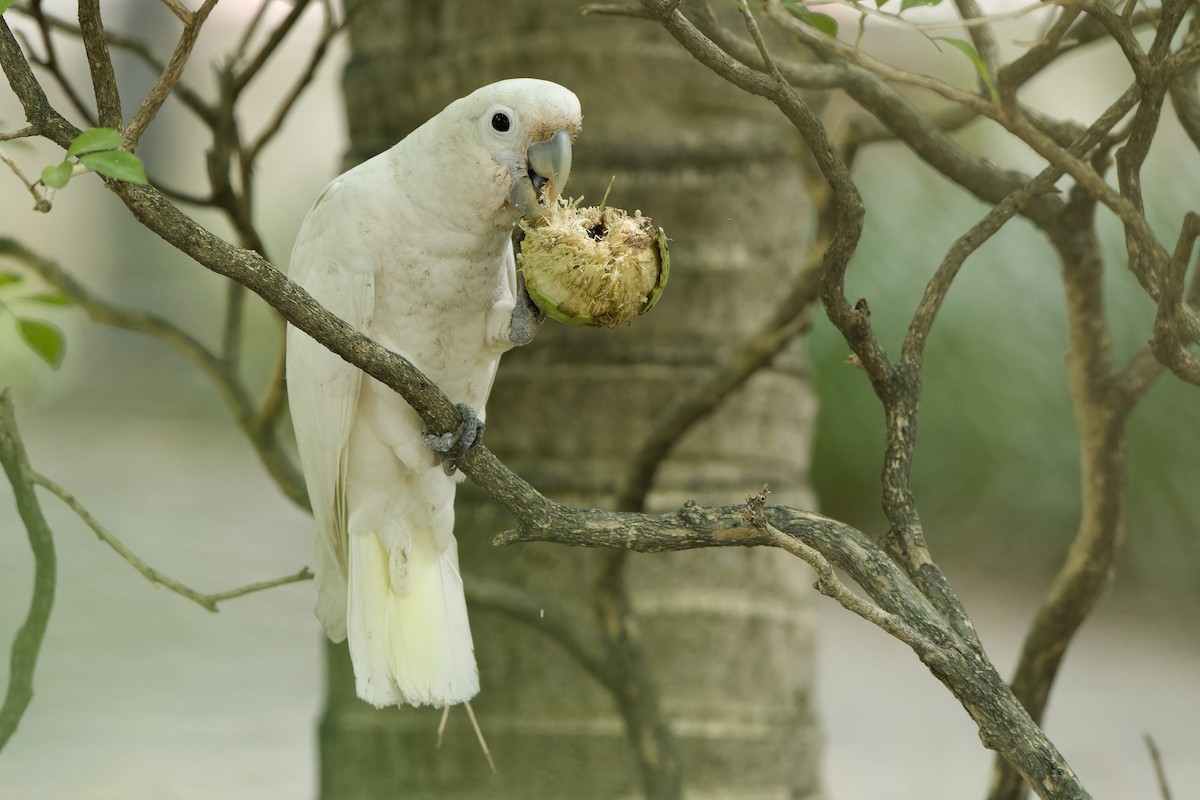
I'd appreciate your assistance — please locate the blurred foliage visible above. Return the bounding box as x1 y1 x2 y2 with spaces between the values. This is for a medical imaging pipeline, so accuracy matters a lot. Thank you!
0 266 70 370
810 136 1199 598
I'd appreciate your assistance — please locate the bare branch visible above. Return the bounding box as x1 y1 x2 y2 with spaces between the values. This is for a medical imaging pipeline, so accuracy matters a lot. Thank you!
76 0 122 128
1150 212 1200 386
34 468 310 613
202 568 315 604
0 238 309 509
19 6 215 128
158 0 191 25
1144 734 1175 800
1168 16 1200 152
0 389 58 753
20 0 98 127
232 0 313 95
617 290 814 512
580 3 652 19
255 315 291 431
125 0 220 148
0 143 51 211
903 82 1142 373
495 495 1085 799
231 0 277 62
744 485 922 644
245 1 343 163
950 0 1001 88
594 552 682 800
465 578 617 689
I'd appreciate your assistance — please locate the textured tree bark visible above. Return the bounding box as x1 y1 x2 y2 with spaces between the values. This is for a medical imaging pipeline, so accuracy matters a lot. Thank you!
319 2 821 797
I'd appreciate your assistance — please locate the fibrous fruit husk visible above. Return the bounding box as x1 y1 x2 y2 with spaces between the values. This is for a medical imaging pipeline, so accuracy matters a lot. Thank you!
517 200 669 328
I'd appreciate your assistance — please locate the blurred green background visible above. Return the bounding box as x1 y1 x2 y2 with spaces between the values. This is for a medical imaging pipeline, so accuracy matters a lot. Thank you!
810 129 1199 605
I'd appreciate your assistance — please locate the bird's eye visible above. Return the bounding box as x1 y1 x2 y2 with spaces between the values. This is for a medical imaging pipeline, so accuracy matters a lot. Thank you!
491 112 511 132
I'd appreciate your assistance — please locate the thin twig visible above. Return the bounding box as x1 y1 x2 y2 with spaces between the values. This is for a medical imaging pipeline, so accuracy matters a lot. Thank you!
32 470 311 613
830 0 1055 33
201 568 316 604
255 314 291 431
580 2 653 18
0 125 38 141
746 487 897 630
594 550 682 800
950 0 1002 85
903 82 1143 372
245 0 343 163
232 0 313 95
21 7 215 127
1144 734 1174 800
232 0 276 64
0 143 51 211
0 238 309 509
125 0 220 148
21 0 97 127
159 0 191 24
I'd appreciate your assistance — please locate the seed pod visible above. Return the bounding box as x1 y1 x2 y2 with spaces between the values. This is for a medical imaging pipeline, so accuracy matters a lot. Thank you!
517 201 669 328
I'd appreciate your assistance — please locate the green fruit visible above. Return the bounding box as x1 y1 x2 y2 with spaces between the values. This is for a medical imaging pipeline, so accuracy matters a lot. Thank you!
518 202 669 328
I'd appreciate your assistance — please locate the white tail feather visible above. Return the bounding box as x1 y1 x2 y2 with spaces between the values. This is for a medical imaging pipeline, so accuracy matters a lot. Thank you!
346 526 478 708
312 533 348 643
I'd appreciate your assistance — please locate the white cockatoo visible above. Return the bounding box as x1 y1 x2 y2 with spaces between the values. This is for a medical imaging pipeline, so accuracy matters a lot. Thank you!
286 79 581 708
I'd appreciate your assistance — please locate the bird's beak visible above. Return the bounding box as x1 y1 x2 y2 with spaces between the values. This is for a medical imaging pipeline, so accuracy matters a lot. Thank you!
509 129 572 219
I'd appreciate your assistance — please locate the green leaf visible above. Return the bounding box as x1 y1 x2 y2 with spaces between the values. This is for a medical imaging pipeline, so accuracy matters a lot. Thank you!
798 10 838 37
783 2 838 37
0 272 22 289
24 292 74 307
40 160 73 189
0 0 16 14
67 127 125 158
79 150 147 184
934 36 999 104
900 0 944 9
16 317 65 369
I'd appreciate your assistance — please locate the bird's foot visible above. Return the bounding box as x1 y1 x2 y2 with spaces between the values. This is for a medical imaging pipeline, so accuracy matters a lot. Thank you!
509 270 545 346
422 403 485 476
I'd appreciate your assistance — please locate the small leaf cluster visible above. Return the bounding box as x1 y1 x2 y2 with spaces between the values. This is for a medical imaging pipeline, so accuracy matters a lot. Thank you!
40 128 147 190
783 0 947 39
0 271 72 369
780 1 995 104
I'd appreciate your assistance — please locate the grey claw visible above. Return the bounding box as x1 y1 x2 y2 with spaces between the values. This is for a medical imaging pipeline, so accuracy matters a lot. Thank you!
510 271 544 346
422 403 484 475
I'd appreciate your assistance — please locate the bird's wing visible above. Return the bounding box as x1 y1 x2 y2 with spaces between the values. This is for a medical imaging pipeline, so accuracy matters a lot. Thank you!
285 177 376 642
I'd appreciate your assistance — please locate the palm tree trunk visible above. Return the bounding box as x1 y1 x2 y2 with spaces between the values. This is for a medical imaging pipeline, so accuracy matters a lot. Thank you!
320 3 822 797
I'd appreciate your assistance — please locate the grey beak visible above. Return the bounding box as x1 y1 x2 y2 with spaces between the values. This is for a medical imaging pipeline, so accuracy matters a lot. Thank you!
509 129 573 218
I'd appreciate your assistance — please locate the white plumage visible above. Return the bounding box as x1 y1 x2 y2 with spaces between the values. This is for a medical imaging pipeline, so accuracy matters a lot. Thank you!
286 79 581 708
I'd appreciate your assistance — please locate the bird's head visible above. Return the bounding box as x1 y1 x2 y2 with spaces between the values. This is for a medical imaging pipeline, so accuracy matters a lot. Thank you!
438 79 582 226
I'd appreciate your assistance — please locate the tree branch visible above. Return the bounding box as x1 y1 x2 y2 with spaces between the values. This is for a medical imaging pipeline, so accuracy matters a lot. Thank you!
32 468 310 612
0 238 309 509
0 389 58 753
496 494 1086 799
1144 733 1175 800
1150 212 1200 385
594 552 682 800
76 0 122 128
124 0 220 148
464 578 617 689
21 0 97 127
20 6 215 127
